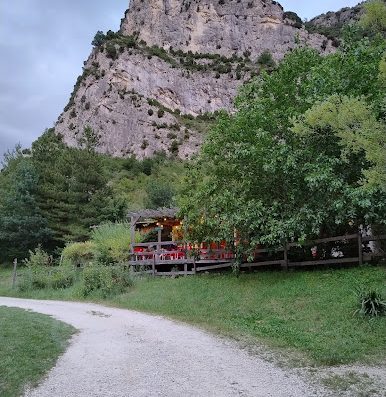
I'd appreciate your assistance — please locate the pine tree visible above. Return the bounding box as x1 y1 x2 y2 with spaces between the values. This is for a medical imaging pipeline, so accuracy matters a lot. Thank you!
0 149 51 261
31 128 124 247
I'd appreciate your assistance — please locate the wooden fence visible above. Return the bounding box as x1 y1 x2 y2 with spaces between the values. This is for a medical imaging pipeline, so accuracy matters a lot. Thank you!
241 233 386 271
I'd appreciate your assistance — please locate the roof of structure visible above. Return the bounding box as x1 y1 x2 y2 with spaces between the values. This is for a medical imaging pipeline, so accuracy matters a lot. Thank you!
127 207 179 221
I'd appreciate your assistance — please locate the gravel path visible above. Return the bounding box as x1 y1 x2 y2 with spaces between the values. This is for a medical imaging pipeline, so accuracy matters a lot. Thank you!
0 297 323 397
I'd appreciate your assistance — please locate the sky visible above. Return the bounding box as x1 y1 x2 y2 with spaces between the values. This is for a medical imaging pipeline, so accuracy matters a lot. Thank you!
0 0 361 158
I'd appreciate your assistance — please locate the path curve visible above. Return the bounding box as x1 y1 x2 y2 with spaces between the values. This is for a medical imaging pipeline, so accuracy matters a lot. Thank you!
0 297 322 397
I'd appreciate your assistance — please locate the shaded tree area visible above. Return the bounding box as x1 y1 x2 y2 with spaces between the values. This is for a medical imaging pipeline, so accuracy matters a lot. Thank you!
180 20 386 252
0 127 186 261
0 128 126 261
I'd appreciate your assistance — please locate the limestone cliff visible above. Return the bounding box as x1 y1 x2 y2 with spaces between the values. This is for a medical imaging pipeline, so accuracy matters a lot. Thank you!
306 2 364 42
55 0 334 159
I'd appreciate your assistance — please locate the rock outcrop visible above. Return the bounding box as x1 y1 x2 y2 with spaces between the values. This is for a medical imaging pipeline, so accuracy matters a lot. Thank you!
306 2 363 42
309 2 363 29
55 0 334 159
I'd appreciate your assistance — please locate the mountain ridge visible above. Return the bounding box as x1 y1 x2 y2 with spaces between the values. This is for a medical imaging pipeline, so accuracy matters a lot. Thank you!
54 0 347 159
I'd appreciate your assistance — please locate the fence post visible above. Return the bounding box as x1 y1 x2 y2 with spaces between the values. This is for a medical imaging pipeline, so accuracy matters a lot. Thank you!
282 244 289 271
358 231 363 266
152 255 156 277
12 258 18 289
193 258 196 275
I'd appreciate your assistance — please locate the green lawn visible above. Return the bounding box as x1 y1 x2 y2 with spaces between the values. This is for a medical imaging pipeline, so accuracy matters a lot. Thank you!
1 264 385 366
0 306 74 397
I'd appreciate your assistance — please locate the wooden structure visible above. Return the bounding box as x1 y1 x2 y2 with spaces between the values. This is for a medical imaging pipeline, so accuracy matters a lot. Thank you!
238 233 386 271
128 208 234 276
128 208 385 276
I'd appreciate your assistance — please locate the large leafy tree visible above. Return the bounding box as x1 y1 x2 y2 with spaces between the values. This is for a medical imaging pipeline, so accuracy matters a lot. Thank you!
180 36 386 251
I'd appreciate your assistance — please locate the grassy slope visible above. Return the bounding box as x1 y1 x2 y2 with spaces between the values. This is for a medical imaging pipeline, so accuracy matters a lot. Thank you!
0 306 74 397
1 265 385 366
113 266 386 366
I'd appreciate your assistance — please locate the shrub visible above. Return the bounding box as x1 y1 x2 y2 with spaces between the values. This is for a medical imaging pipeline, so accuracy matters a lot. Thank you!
355 288 386 317
169 140 180 154
157 109 165 118
148 109 154 116
91 223 141 264
19 266 50 291
105 43 118 60
283 11 303 28
62 241 96 267
79 264 133 297
257 50 276 68
19 249 76 291
49 265 76 290
23 246 52 267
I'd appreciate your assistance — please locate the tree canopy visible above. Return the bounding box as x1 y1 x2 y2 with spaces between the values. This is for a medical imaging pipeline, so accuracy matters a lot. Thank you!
179 32 386 251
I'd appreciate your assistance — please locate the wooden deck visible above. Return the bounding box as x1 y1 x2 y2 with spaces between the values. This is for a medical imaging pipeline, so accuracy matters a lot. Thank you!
127 233 386 277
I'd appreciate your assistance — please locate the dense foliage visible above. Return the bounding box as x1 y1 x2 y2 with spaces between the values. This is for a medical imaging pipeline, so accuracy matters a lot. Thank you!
31 128 124 248
180 25 386 251
0 148 51 261
0 123 186 261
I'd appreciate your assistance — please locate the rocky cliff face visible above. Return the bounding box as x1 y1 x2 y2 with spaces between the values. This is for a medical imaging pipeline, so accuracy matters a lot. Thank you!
121 0 331 60
55 0 334 159
306 2 363 42
308 2 363 29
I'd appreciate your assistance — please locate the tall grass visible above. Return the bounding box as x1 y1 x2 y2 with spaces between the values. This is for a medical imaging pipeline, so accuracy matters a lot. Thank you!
91 222 136 263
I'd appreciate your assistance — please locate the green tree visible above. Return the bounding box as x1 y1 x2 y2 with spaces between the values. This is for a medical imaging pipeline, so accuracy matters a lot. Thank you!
179 41 386 251
92 31 106 47
292 95 386 191
145 181 175 209
31 128 125 247
0 149 51 261
360 0 386 35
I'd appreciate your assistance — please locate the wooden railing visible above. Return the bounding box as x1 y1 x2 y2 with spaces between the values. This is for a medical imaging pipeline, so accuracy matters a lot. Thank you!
241 233 386 270
130 241 234 263
127 234 385 276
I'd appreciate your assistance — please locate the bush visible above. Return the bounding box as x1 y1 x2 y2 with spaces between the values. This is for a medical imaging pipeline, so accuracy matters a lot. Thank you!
157 109 165 118
91 223 141 264
23 246 52 267
283 11 303 28
62 241 96 267
105 43 118 60
355 288 386 317
19 262 76 291
79 264 133 297
257 50 276 68
19 266 50 291
49 266 76 290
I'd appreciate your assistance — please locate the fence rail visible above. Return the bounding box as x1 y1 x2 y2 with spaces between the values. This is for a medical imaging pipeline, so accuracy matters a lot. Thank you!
125 233 385 276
